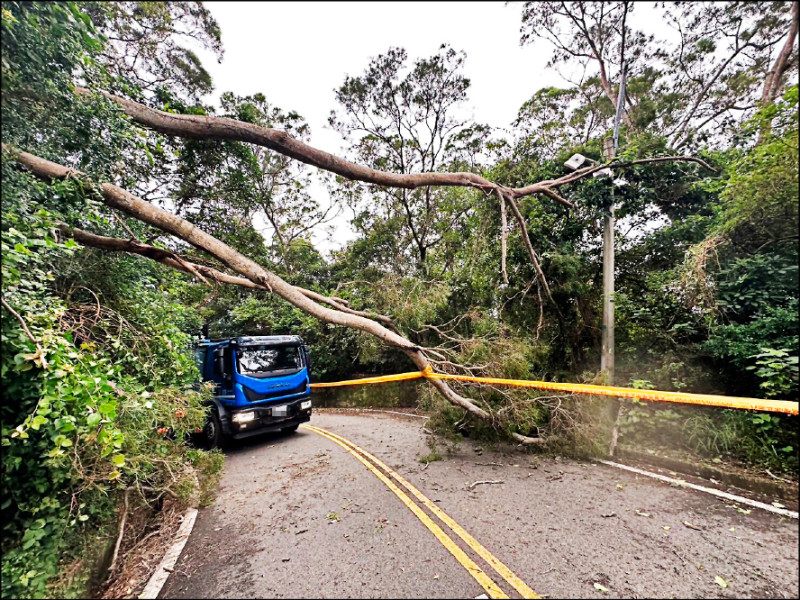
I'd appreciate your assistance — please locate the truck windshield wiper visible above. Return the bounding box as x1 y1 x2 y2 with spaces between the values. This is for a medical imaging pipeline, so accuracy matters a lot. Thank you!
243 367 303 379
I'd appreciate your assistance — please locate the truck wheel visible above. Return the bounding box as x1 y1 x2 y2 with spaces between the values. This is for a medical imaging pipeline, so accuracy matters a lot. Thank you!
204 409 227 449
281 424 299 434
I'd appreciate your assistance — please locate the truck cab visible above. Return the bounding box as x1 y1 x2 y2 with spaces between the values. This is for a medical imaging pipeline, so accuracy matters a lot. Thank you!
194 335 312 447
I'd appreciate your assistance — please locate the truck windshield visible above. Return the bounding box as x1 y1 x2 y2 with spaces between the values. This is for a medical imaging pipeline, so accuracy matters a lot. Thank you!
237 345 303 377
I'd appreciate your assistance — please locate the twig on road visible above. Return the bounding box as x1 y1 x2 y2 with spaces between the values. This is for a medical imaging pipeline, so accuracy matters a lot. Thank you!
468 480 505 490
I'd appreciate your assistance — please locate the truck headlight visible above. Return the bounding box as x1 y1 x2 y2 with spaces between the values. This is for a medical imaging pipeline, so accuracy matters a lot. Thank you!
233 411 255 423
300 400 312 410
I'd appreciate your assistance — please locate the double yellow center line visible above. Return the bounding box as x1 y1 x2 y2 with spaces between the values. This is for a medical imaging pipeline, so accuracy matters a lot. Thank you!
301 424 539 599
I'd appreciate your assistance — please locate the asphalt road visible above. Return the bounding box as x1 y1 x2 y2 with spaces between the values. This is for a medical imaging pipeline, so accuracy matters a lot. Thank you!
160 410 799 599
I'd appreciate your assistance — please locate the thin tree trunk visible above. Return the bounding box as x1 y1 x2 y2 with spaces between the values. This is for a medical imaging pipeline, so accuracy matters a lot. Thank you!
758 0 799 142
761 1 799 105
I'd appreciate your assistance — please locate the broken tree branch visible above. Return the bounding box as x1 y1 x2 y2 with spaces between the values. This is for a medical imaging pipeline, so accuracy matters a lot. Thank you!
59 224 399 330
75 86 575 205
108 487 131 576
58 223 210 285
502 192 555 306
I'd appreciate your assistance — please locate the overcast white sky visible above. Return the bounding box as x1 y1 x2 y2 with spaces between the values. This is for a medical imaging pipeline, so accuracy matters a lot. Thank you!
194 1 662 253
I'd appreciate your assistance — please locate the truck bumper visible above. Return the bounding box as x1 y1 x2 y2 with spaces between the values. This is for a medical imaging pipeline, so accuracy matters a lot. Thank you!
228 397 312 439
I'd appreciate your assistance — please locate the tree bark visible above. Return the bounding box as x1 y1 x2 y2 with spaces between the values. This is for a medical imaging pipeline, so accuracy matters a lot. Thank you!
761 1 799 106
498 190 509 285
75 87 572 205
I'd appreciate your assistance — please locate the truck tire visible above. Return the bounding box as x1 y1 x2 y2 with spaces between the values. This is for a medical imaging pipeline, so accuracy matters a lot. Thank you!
281 424 299 434
204 409 227 449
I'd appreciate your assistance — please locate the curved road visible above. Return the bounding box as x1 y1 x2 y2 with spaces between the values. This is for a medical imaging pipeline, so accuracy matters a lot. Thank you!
160 410 798 599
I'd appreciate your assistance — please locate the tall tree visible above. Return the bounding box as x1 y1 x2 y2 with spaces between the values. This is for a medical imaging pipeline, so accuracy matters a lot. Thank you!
83 1 223 101
518 1 799 150
662 1 798 149
329 45 491 275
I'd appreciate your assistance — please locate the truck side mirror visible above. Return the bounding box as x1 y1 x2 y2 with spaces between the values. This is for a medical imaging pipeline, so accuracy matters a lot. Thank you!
214 347 226 378
302 344 311 373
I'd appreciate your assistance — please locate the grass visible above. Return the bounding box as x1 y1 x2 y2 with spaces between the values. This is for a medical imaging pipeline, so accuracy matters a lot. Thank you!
418 451 443 464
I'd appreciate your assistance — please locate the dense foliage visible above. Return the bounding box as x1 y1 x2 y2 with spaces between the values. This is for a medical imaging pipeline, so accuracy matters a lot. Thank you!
2 3 223 597
1 2 797 597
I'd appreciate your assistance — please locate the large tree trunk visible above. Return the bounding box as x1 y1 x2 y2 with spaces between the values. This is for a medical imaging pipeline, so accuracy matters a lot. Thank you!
74 87 572 205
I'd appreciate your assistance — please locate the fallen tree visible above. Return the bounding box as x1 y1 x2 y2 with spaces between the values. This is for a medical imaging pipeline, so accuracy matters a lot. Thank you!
4 144 542 444
3 81 716 445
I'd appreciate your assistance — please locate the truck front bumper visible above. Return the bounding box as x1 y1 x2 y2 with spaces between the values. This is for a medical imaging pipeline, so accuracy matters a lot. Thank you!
227 397 311 439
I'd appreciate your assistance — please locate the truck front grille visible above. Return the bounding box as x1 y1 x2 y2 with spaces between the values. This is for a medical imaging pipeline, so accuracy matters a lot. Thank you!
243 380 307 403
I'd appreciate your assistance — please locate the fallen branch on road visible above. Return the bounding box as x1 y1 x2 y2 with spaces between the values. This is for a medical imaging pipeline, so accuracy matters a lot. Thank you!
468 480 505 490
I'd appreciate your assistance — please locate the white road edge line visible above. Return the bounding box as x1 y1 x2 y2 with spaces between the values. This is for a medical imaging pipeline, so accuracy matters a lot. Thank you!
138 507 199 599
598 459 798 519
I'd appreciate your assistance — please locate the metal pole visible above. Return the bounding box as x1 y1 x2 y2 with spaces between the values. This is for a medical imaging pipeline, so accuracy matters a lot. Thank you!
606 3 628 456
602 6 628 386
601 138 616 383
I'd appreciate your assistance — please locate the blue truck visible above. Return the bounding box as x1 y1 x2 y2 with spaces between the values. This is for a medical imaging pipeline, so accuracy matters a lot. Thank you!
194 335 313 448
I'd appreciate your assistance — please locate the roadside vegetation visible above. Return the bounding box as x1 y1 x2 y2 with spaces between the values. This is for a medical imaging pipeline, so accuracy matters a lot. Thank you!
1 1 797 597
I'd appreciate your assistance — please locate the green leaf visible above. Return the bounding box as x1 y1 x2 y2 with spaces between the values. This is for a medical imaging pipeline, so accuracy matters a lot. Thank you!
99 402 116 417
30 415 48 430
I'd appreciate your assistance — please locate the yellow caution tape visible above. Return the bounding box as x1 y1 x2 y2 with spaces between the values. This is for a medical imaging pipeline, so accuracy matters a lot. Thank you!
311 367 798 415
309 370 426 388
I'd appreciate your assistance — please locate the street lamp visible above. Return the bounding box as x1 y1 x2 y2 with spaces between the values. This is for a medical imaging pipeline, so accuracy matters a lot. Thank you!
564 153 612 179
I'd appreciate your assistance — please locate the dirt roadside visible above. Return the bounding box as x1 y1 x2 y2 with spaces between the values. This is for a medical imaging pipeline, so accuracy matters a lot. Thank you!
159 410 799 599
